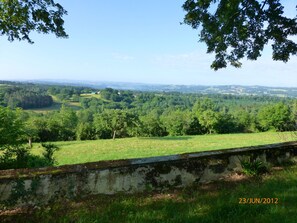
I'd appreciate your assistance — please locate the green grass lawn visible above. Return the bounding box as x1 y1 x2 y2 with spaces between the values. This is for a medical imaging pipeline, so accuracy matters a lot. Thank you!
3 164 297 223
33 132 297 166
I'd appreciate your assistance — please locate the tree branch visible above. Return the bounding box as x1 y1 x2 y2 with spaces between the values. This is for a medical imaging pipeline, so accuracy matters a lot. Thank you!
261 0 268 11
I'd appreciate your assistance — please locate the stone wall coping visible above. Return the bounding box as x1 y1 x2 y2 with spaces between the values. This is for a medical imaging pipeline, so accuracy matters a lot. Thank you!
1 141 296 180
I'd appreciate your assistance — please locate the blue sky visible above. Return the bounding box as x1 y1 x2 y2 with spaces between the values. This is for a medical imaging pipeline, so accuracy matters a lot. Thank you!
0 0 296 87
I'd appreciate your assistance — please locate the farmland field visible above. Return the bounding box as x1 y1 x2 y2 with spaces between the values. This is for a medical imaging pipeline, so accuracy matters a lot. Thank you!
25 95 82 113
32 132 297 166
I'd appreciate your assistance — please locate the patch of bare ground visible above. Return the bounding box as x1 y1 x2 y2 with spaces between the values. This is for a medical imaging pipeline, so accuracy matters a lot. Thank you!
0 207 28 216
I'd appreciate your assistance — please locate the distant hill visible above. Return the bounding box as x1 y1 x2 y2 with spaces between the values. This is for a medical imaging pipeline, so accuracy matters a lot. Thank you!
5 79 297 98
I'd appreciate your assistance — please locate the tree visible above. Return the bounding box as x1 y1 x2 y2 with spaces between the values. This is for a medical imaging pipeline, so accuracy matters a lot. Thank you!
186 116 204 135
192 98 217 113
0 0 67 43
0 106 25 148
76 122 96 140
161 110 191 136
24 116 40 148
0 106 31 169
198 109 220 134
56 105 78 140
93 109 139 140
258 103 293 131
140 111 167 137
292 101 297 128
183 0 297 70
232 109 255 133
192 98 221 134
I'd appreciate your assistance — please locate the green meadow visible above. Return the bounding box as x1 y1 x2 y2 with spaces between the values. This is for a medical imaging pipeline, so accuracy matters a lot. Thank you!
32 132 296 166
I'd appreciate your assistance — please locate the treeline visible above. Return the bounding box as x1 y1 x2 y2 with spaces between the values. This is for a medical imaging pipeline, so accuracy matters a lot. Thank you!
0 82 96 109
24 98 297 142
0 84 53 109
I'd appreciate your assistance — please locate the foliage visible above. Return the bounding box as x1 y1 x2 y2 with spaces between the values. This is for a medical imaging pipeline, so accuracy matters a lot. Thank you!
0 106 25 148
57 105 78 140
1 82 296 143
41 143 60 166
241 160 269 176
161 110 192 136
0 143 60 170
183 0 297 70
197 109 220 134
0 106 29 169
0 145 29 169
193 99 221 134
293 102 297 138
93 109 139 139
76 123 96 140
140 111 167 137
2 85 53 109
0 106 60 169
0 0 68 43
27 105 78 142
258 103 293 131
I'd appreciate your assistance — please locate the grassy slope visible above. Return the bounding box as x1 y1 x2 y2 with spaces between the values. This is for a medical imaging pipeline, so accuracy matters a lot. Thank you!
80 93 102 99
27 93 109 113
25 95 81 113
4 164 297 223
32 132 296 166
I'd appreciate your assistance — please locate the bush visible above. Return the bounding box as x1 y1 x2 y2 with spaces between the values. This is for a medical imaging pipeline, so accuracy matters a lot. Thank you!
41 143 60 166
0 143 60 170
241 160 269 176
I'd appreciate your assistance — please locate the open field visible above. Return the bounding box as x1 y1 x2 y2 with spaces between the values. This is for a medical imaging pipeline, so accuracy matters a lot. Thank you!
25 102 62 113
25 95 81 113
32 132 297 166
26 102 81 113
80 93 102 99
3 164 297 223
80 93 111 102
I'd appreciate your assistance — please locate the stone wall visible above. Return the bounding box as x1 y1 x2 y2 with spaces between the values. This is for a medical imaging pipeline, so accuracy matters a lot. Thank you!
0 141 297 208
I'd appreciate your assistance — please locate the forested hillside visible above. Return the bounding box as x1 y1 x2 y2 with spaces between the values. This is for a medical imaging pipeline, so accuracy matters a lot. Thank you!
1 81 296 143
0 81 53 109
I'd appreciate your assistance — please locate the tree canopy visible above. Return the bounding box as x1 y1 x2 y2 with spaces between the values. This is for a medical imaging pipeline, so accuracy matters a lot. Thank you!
0 0 67 43
183 0 297 70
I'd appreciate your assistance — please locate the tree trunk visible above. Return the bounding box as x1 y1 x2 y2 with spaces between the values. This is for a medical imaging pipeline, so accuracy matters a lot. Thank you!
113 130 116 140
28 137 32 148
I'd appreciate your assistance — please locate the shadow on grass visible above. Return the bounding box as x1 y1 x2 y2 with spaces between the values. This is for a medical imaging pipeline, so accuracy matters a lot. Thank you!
141 136 193 141
3 166 297 223
0 154 55 170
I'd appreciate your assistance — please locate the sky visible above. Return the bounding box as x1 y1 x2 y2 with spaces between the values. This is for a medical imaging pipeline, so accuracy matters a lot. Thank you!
0 0 296 87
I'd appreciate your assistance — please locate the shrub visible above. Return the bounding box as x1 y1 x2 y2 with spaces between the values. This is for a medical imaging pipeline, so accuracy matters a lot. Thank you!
241 160 269 176
41 143 60 166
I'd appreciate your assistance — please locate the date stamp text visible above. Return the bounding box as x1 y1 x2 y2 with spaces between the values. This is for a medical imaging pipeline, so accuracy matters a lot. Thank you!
239 198 279 204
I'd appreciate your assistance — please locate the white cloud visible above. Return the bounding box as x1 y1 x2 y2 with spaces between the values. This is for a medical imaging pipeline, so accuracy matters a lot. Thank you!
111 52 135 61
153 51 213 71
